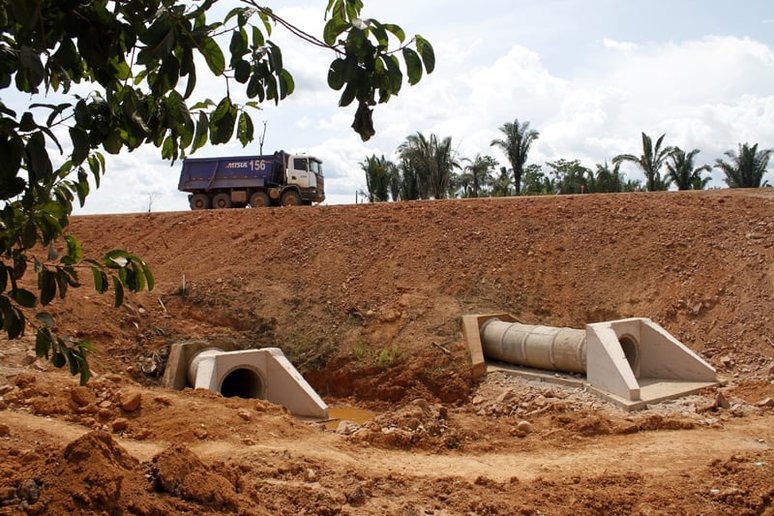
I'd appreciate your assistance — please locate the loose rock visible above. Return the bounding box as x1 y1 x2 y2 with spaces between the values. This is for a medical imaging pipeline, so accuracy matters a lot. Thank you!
119 391 142 413
756 397 774 408
70 387 96 408
714 392 731 410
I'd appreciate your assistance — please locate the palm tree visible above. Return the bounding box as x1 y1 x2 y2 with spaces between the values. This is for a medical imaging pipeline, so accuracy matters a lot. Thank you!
613 132 674 191
458 154 498 198
397 132 460 199
490 119 539 195
594 161 622 193
360 154 396 202
665 148 711 190
714 143 772 188
491 166 512 197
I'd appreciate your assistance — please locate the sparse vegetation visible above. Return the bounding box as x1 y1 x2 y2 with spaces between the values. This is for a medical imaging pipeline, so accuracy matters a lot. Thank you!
353 339 401 370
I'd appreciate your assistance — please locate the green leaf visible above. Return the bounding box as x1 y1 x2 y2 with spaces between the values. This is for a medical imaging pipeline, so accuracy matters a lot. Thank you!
384 54 403 93
4 306 24 339
383 23 406 43
199 36 225 76
252 26 265 47
74 169 89 208
67 348 79 375
38 269 56 305
192 112 208 152
77 347 91 385
324 16 350 46
91 266 107 294
22 220 37 249
54 268 69 299
52 350 66 368
268 43 283 72
25 132 53 182
209 97 236 144
35 312 54 327
339 80 357 107
19 46 45 90
35 327 52 357
234 59 251 83
237 112 254 147
415 35 435 74
161 135 175 160
141 262 155 291
279 69 294 98
229 28 248 66
369 20 388 47
112 276 124 308
402 47 422 85
19 112 36 132
64 235 83 263
327 58 347 90
9 288 36 308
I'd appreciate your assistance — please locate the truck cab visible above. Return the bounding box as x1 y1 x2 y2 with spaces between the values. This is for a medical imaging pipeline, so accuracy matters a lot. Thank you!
285 154 325 204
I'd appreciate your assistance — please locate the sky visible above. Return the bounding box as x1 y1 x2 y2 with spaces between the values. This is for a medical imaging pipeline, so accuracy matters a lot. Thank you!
46 0 774 213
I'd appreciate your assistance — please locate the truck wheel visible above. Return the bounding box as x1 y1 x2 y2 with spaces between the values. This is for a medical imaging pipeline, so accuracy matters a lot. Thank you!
280 190 302 207
249 191 270 208
212 193 232 209
190 193 210 210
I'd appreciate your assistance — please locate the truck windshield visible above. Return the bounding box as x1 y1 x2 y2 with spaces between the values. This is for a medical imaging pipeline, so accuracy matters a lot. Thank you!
309 160 323 176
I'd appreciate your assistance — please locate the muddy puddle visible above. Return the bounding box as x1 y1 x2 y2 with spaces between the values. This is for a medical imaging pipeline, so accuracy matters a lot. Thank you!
323 406 376 430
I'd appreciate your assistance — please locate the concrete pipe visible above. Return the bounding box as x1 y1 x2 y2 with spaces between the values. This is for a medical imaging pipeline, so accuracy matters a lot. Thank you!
480 319 587 374
187 348 266 399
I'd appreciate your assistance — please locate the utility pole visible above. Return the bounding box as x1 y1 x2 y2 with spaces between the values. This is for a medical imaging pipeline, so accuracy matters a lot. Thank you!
258 120 267 154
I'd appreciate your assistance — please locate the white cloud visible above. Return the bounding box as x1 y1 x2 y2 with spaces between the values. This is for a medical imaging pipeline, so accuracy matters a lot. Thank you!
602 38 640 52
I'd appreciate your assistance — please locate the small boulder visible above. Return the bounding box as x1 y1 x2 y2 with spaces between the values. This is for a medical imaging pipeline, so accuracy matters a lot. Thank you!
715 392 731 410
70 386 96 408
516 420 533 434
119 391 142 413
756 397 774 408
111 418 129 432
14 373 36 388
336 420 360 436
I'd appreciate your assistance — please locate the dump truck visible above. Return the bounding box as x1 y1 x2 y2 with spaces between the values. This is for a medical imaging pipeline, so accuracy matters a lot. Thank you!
178 151 325 209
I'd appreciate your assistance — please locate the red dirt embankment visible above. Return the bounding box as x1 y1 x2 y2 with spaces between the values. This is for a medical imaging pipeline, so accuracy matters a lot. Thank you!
0 189 772 514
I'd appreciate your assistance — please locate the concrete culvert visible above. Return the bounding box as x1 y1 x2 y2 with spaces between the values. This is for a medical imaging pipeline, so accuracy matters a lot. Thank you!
172 345 328 418
464 314 720 409
618 335 640 376
220 367 265 399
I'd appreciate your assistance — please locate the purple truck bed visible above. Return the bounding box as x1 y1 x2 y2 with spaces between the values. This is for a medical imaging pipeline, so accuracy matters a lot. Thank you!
178 154 285 192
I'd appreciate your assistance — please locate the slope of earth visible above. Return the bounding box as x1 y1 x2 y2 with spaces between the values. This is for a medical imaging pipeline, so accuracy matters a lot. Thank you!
1 189 773 514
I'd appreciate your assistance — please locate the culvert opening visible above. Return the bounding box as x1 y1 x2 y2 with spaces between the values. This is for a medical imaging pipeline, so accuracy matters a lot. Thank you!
619 336 640 376
220 368 265 399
